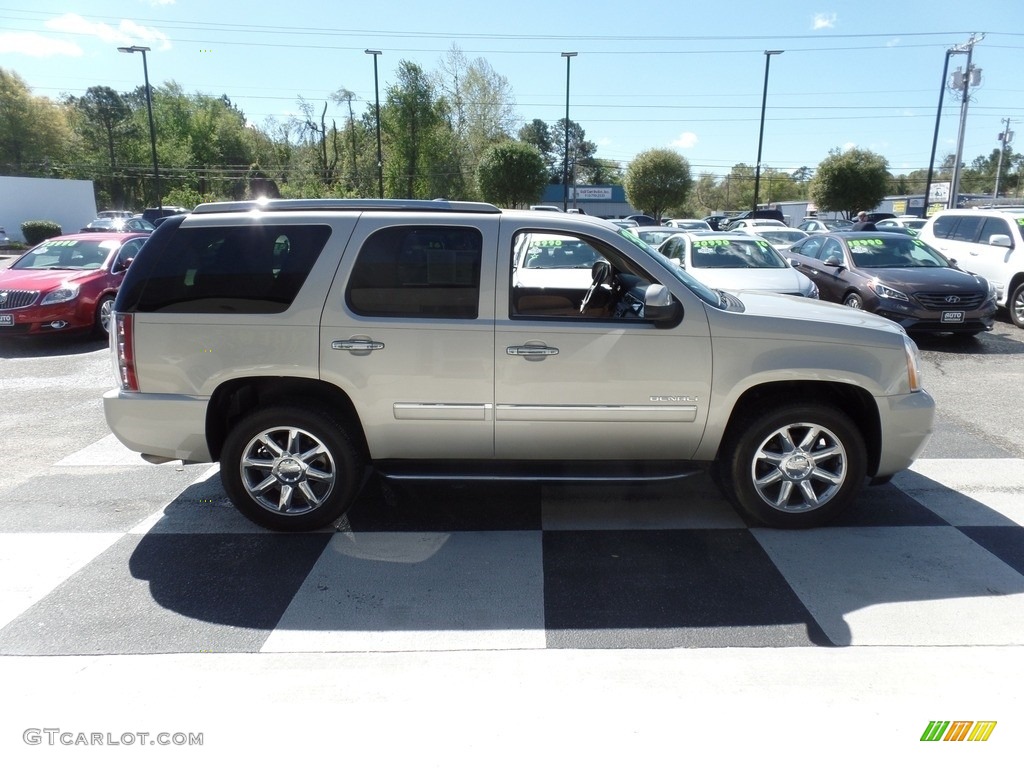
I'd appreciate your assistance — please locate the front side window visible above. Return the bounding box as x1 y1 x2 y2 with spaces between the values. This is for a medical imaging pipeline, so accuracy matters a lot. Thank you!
820 239 845 264
979 217 1011 244
346 226 482 319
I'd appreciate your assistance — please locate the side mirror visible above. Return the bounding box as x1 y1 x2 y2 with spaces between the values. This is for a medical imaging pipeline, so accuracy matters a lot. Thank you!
642 283 681 327
989 234 1012 248
823 255 843 268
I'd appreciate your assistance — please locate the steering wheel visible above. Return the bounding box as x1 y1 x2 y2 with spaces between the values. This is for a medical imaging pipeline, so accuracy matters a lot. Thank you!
580 260 613 313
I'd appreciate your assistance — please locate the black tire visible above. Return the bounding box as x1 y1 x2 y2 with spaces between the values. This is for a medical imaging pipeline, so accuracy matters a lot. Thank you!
220 406 363 531
843 292 863 310
93 295 115 338
718 403 866 528
1010 282 1024 329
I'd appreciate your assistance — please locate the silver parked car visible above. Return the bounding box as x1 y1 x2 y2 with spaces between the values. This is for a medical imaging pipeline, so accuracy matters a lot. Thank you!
656 231 819 299
104 199 934 531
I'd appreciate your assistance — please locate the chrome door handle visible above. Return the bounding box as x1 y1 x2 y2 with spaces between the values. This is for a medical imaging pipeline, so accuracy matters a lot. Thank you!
506 345 559 356
333 339 384 351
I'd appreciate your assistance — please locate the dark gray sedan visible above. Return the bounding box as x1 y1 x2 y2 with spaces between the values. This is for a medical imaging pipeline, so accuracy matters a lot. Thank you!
782 231 997 336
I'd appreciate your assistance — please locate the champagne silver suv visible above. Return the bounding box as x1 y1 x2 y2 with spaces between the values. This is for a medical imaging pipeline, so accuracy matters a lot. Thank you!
103 199 934 531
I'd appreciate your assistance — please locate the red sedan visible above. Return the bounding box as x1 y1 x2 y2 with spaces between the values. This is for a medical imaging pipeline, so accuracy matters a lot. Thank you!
0 232 149 337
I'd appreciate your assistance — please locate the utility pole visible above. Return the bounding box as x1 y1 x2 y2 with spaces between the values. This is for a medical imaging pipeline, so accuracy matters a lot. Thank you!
993 117 1013 203
948 33 984 209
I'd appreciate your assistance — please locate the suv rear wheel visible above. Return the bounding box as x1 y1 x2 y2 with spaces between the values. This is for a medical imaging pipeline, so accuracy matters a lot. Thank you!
221 406 363 531
720 403 866 528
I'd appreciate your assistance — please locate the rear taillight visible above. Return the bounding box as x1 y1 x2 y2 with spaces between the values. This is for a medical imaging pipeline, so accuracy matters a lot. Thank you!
114 312 139 392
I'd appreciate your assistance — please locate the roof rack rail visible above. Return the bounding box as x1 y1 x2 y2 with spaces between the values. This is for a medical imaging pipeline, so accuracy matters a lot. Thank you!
191 198 501 215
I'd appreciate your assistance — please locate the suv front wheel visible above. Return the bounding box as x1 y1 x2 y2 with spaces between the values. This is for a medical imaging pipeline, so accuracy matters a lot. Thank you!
720 403 866 528
1010 282 1024 329
221 406 363 531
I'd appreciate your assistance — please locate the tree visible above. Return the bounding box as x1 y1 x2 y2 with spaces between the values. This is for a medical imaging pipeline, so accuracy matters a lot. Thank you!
434 45 518 196
809 147 889 218
381 61 455 199
476 141 547 208
518 119 556 178
623 149 693 222
67 86 133 206
0 68 76 177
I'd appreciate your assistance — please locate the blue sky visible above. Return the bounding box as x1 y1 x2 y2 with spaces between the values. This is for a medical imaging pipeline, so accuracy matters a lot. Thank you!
2 1 1022 179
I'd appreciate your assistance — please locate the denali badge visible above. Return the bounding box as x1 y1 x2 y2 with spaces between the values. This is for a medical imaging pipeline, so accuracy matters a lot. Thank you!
650 395 699 402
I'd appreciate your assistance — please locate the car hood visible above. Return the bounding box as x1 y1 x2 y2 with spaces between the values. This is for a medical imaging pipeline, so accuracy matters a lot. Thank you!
720 289 906 337
691 266 812 295
854 266 987 292
0 267 101 291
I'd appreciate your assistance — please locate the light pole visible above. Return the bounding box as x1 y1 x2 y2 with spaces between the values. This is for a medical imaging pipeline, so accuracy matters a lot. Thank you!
561 52 577 212
752 50 783 211
922 47 961 216
118 45 160 214
365 49 384 198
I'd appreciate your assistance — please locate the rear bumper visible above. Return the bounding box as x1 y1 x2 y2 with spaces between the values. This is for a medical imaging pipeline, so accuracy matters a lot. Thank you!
103 388 212 463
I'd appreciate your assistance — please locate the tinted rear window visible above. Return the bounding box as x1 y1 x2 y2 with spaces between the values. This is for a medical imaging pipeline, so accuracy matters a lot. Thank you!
117 223 331 313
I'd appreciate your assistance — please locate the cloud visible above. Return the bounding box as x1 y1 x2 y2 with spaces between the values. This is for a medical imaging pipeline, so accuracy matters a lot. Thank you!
0 31 82 57
671 131 698 149
44 12 171 52
812 13 837 29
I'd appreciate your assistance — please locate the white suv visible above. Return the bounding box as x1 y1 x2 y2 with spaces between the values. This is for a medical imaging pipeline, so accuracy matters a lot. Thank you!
103 199 934 531
917 208 1024 328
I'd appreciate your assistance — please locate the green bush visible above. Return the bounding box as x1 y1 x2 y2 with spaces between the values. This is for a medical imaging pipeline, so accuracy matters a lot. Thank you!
21 220 62 246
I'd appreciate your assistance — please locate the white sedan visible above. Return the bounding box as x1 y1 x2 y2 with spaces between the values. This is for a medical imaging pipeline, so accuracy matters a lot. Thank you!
656 232 819 299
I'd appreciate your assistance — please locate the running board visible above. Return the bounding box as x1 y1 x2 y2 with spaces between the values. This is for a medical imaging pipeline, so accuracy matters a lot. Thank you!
374 460 707 484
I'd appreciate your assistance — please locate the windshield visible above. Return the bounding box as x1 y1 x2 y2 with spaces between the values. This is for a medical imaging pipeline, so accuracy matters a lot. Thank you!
845 237 952 268
688 237 788 269
616 226 723 306
12 239 114 270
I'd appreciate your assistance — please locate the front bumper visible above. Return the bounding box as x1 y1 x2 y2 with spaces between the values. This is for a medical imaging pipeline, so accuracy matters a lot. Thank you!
874 389 935 478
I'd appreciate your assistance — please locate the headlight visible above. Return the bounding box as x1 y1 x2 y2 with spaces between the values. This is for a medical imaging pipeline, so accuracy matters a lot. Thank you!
41 285 80 305
804 280 819 299
986 280 996 301
904 335 923 392
870 281 908 302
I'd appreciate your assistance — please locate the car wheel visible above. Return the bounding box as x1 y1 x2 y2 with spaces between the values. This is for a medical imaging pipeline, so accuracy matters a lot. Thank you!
1010 283 1024 329
221 406 363 531
93 295 115 338
843 293 864 310
719 403 866 528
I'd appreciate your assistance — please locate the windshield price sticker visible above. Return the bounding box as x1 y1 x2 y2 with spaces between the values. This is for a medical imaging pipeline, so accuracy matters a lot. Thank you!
694 239 733 247
848 239 884 248
533 239 564 247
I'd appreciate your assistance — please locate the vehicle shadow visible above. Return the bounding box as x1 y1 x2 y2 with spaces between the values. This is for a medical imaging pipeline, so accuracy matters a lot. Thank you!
119 468 1024 652
0 333 107 358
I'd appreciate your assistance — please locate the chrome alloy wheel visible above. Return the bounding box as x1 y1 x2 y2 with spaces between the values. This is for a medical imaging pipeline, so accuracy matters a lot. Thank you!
749 421 848 514
98 298 114 334
239 426 337 516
